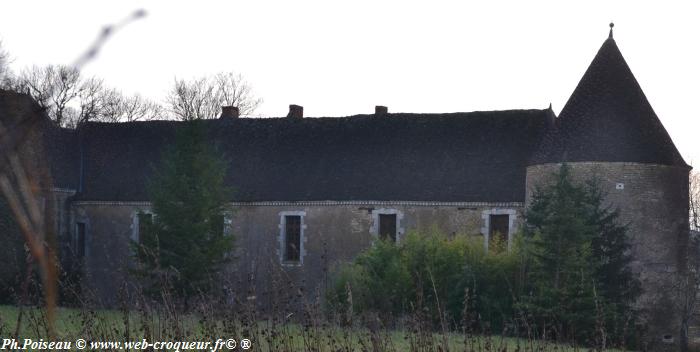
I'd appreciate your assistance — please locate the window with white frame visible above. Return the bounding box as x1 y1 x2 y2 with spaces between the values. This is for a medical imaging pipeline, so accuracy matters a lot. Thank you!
278 211 306 265
371 208 404 243
481 209 517 252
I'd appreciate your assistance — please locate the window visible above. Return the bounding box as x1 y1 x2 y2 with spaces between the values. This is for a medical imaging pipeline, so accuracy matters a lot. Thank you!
489 214 509 249
379 214 397 242
371 209 404 243
278 211 306 265
481 209 516 252
75 222 86 259
284 215 301 262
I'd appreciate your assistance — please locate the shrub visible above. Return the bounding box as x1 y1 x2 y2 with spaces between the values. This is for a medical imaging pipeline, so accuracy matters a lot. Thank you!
327 228 522 332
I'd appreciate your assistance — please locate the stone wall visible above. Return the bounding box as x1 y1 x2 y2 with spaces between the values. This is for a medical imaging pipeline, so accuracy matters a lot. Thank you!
70 203 148 305
71 201 524 306
526 162 690 348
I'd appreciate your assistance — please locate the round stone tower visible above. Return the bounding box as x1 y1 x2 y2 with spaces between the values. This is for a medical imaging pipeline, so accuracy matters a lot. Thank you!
526 26 691 348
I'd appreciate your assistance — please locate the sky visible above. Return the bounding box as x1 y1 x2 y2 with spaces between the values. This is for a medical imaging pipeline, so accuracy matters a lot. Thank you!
1 0 698 166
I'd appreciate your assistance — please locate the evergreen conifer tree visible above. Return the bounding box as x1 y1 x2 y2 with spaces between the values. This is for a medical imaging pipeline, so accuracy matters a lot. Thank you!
523 164 639 344
133 121 233 301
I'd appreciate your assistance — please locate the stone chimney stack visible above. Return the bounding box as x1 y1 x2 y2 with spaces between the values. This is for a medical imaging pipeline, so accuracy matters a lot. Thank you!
375 105 388 116
287 104 303 118
220 106 239 119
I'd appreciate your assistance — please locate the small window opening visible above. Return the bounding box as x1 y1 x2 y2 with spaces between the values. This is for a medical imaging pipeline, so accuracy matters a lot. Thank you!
284 215 301 262
489 214 509 250
379 214 397 242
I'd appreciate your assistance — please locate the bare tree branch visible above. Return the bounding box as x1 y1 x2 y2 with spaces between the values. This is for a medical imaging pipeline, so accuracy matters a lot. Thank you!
11 65 163 127
100 90 163 122
167 72 262 120
213 72 262 116
0 40 10 84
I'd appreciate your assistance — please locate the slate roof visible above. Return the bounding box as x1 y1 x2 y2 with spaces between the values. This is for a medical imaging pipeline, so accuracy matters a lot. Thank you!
530 36 689 168
6 33 688 203
74 110 552 203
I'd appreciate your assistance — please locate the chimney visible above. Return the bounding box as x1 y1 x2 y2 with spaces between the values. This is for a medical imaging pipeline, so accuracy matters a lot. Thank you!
220 106 239 119
375 105 388 116
287 104 303 118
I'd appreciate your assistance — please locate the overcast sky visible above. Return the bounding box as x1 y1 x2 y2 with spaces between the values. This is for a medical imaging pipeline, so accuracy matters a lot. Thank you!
1 0 698 166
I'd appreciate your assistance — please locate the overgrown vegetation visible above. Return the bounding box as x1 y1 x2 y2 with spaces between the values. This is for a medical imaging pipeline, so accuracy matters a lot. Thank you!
326 231 520 333
328 165 640 349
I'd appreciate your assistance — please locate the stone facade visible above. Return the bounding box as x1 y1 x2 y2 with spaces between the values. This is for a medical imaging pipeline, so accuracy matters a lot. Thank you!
69 201 523 305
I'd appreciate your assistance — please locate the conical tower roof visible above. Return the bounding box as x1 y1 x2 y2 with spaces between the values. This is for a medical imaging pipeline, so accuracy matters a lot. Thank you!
530 26 689 168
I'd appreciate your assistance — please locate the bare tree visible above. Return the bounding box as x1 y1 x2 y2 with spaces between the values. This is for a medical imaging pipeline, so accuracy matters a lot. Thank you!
0 40 10 83
72 77 106 126
167 72 262 120
11 65 88 127
10 64 162 127
100 90 163 122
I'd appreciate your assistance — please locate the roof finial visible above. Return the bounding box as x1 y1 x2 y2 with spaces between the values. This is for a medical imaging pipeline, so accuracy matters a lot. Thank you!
609 22 614 39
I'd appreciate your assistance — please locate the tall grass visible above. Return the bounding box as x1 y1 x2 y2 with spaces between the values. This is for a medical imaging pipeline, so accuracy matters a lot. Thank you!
0 237 633 352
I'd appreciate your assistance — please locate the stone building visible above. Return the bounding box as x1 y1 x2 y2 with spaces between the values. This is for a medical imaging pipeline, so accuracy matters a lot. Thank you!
0 27 691 346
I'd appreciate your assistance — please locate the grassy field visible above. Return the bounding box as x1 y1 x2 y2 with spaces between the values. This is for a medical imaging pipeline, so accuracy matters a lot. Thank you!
0 305 624 352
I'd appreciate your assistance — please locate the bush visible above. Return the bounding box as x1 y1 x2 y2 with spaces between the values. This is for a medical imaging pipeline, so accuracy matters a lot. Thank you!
327 228 522 332
327 166 640 348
